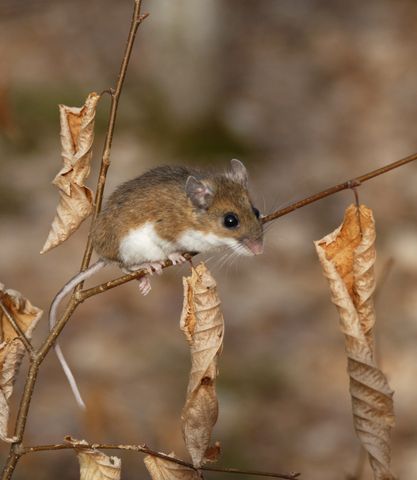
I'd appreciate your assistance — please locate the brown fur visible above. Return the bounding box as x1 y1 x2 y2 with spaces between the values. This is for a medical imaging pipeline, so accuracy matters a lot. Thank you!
92 165 262 263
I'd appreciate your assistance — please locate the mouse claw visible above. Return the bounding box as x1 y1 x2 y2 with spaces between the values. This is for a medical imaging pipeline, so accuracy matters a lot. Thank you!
146 262 163 275
128 262 164 276
168 253 187 265
138 276 152 295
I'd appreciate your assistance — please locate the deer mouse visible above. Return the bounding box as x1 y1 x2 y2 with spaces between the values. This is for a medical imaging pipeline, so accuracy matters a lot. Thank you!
49 159 263 408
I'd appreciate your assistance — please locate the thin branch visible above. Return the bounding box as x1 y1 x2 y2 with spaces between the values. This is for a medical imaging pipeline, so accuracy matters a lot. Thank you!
261 150 417 224
21 442 300 480
0 301 34 357
202 465 300 479
78 253 196 301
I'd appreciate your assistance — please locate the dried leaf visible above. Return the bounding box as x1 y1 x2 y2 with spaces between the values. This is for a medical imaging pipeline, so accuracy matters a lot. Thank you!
67 437 121 480
315 204 395 480
0 285 42 442
203 441 221 463
180 263 223 467
144 454 201 480
41 92 100 254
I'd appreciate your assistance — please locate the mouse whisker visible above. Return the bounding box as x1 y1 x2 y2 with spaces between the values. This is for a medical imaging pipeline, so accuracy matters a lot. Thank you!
220 250 236 268
225 250 240 269
209 254 226 270
217 249 237 271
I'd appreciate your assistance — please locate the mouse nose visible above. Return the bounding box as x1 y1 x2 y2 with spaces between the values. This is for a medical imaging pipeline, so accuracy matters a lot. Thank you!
243 238 264 255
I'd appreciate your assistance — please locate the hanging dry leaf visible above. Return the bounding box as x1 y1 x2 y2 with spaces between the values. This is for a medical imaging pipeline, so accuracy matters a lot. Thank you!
314 204 395 480
144 453 201 480
41 92 100 254
0 284 42 443
67 437 121 480
180 263 223 468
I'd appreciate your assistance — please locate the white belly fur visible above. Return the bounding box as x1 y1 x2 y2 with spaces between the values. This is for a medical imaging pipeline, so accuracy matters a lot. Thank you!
119 223 241 267
119 222 175 266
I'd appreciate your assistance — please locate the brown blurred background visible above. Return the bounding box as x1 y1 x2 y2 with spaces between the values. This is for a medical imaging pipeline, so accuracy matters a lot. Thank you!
1 1 417 479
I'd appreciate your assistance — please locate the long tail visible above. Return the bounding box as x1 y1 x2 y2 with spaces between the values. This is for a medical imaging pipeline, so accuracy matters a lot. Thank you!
49 259 106 409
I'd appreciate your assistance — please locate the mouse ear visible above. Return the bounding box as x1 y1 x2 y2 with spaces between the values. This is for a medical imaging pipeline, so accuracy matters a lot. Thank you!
229 159 248 187
185 176 214 209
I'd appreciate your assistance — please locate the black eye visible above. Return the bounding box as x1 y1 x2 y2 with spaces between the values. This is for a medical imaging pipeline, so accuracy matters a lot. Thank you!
223 212 239 229
252 207 260 219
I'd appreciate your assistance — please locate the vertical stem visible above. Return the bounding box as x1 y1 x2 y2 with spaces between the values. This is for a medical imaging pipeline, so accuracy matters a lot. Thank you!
0 455 19 480
0 297 79 480
12 363 40 443
0 363 39 480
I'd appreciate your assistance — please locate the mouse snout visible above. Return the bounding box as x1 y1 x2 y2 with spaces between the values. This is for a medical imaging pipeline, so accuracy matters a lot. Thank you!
242 238 264 255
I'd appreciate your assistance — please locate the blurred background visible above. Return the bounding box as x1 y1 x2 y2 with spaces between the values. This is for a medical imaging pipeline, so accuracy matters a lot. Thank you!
1 0 417 478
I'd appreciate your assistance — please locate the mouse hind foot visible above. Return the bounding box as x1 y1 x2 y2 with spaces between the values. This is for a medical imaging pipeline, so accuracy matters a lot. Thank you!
138 276 152 295
123 261 166 296
123 254 186 296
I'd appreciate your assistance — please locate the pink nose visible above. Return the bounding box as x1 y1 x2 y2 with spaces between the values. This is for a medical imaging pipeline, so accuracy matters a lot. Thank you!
244 239 264 255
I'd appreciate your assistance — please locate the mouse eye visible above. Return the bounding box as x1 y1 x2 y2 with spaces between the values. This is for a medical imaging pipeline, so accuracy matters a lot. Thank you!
252 207 260 219
223 212 239 229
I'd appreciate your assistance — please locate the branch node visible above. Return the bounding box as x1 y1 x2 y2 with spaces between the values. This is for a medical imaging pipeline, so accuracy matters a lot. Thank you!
346 179 362 189
139 12 150 22
74 291 84 303
12 445 24 456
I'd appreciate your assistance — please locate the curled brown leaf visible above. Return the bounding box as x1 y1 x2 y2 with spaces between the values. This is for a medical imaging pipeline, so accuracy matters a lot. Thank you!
41 92 100 254
180 263 223 468
315 204 395 480
0 284 42 442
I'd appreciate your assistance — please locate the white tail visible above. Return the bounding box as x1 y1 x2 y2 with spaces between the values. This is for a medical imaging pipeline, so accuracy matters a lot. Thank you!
49 259 106 409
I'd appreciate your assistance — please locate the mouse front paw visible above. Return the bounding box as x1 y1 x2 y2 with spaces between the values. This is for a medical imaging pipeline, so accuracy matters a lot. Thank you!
168 253 187 265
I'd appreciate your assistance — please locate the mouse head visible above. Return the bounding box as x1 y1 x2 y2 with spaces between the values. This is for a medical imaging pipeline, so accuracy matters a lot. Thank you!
185 159 263 256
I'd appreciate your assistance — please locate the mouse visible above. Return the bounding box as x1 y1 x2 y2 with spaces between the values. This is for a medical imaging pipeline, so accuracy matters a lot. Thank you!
49 159 263 408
